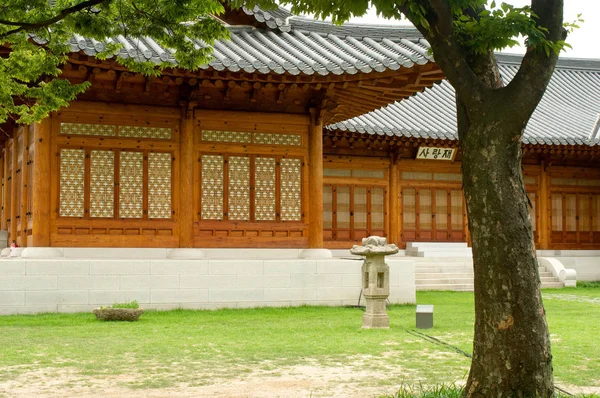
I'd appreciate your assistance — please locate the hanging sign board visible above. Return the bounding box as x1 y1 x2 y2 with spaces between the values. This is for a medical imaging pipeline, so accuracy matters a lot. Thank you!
416 147 456 161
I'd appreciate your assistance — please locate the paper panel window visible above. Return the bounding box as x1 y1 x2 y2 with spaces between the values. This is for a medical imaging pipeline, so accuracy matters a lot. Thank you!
228 157 250 221
201 155 224 220
90 150 115 218
255 157 277 221
119 126 172 139
59 149 85 217
280 158 302 221
119 152 144 218
371 187 385 230
148 152 172 219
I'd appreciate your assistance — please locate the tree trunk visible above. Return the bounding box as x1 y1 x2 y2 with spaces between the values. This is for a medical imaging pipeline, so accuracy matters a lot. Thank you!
459 98 554 397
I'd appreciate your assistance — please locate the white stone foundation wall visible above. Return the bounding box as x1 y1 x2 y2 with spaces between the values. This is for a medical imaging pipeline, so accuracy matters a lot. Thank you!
0 252 415 315
537 250 600 282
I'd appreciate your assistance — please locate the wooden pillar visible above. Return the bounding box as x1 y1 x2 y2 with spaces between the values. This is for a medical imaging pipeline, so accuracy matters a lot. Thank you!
538 162 550 249
20 126 29 247
10 133 18 245
0 147 5 232
179 105 195 248
308 109 323 248
389 155 400 245
31 119 51 247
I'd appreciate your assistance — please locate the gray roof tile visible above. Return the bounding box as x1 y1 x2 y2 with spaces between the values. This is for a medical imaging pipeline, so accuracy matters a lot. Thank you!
328 53 600 147
67 9 432 77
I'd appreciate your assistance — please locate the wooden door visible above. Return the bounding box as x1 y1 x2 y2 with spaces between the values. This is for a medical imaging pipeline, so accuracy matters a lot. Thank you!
551 192 598 246
402 187 465 242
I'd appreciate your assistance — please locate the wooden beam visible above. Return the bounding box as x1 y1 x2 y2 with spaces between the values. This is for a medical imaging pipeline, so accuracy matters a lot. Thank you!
10 134 18 245
0 146 5 232
179 105 195 248
308 109 324 248
20 126 29 247
389 156 400 245
539 162 550 249
31 119 52 247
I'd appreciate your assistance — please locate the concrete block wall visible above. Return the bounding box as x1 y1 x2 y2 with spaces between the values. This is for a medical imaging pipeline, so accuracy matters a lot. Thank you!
537 250 600 281
0 257 415 315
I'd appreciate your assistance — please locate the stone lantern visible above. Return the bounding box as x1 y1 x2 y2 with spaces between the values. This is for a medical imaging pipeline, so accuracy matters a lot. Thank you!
350 236 399 329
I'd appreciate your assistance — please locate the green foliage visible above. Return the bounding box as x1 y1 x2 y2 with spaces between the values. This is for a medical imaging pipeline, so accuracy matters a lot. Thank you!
0 0 230 124
576 280 600 288
109 300 140 309
390 382 463 398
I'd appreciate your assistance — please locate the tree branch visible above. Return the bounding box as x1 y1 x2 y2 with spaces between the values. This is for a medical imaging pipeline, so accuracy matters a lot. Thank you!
0 0 108 39
505 0 566 118
394 0 488 107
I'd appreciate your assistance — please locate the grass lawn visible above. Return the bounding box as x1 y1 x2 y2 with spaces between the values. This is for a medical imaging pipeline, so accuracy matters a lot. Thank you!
0 288 598 397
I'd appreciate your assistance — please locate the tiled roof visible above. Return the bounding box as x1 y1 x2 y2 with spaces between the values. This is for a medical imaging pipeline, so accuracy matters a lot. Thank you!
66 8 432 76
328 54 600 147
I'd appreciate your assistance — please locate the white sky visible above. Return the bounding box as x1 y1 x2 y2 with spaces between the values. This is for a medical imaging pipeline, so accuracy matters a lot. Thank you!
337 0 599 59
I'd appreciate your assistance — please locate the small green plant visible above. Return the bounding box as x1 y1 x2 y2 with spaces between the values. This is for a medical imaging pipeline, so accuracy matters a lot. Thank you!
390 382 462 398
110 301 139 309
576 281 600 288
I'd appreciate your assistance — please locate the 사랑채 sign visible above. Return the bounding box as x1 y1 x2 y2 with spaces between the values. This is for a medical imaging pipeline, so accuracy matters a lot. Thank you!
416 147 456 161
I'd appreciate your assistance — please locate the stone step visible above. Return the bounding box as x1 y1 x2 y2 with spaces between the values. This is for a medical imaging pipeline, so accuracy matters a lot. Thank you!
416 273 474 279
406 242 469 249
416 284 474 291
409 250 474 258
416 278 475 285
542 282 565 289
416 266 474 273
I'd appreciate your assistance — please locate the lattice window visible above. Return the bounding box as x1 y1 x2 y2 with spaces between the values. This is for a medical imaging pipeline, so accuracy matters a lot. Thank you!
254 133 302 146
255 157 277 221
323 185 333 229
202 130 252 143
119 126 172 139
59 149 85 217
148 152 172 219
61 123 117 137
450 190 463 230
228 156 250 221
280 158 302 221
528 192 537 232
354 187 367 229
435 190 448 230
551 194 563 231
402 172 433 181
371 187 385 230
336 186 351 229
403 189 416 229
419 189 433 230
90 150 114 218
201 155 224 220
119 152 144 218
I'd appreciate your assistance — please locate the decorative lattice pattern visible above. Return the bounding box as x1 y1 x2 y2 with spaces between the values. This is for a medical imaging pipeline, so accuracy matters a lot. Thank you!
90 150 114 218
201 155 224 220
228 157 250 221
254 133 302 146
255 157 277 221
59 149 85 217
202 130 252 143
148 152 172 219
119 126 172 139
280 158 302 221
119 151 144 218
61 123 117 137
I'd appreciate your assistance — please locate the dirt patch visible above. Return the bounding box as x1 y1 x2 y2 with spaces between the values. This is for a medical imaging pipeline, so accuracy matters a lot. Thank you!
0 361 409 398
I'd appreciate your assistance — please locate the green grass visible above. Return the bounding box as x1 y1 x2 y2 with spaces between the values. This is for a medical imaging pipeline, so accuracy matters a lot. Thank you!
0 288 598 393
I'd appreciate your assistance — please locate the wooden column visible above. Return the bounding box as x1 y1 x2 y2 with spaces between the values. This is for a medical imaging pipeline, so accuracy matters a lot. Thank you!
308 109 323 248
179 105 195 248
0 147 5 232
31 119 51 247
20 126 29 247
10 134 18 245
389 155 400 245
538 162 550 249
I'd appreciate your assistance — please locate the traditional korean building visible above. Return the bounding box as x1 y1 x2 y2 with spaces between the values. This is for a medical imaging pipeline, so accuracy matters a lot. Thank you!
1 6 599 253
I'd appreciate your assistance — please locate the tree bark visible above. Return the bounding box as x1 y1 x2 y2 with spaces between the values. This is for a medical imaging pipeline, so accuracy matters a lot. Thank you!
458 94 554 396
